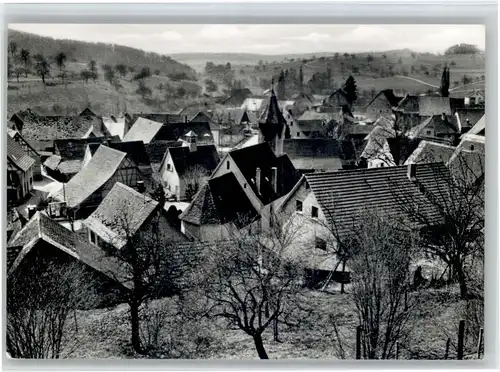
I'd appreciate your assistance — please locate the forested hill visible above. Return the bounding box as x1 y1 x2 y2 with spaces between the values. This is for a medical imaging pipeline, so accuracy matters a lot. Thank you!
8 29 197 79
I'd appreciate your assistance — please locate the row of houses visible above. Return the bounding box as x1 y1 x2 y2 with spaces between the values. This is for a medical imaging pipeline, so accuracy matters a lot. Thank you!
6 84 485 307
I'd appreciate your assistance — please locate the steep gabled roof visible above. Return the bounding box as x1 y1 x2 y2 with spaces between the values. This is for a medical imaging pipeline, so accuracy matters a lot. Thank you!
154 122 214 143
259 90 287 142
297 163 449 238
52 145 128 208
54 136 119 160
145 140 183 164
8 212 131 289
228 142 300 205
404 141 457 165
366 89 404 109
180 172 259 228
7 135 35 172
466 114 485 136
166 145 220 177
122 117 164 144
83 183 159 249
407 114 459 138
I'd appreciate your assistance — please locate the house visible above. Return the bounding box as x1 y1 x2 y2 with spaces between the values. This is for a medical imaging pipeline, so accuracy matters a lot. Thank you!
144 140 183 175
43 136 120 182
258 88 289 155
455 108 485 133
404 141 457 165
468 90 485 106
84 140 153 177
124 117 216 145
51 145 143 218
277 163 450 282
158 131 220 201
241 96 266 113
7 135 36 206
447 147 484 185
456 133 485 154
179 172 260 240
365 89 404 117
321 89 352 112
291 93 314 116
222 88 254 107
8 128 43 180
406 114 461 144
10 108 109 152
393 95 453 131
282 139 356 173
102 115 128 139
464 114 485 137
7 211 131 308
82 182 187 253
293 111 333 139
207 142 300 230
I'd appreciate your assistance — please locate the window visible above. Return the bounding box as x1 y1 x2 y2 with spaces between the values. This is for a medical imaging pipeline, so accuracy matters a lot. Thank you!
89 231 97 245
311 206 319 218
426 130 432 135
296 200 303 212
297 132 300 137
290 121 293 126
167 163 172 171
470 145 475 151
244 183 247 189
315 237 327 251
227 161 230 170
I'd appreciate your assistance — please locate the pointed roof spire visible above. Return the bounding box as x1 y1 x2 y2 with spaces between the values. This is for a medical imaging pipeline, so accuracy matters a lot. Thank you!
271 77 275 95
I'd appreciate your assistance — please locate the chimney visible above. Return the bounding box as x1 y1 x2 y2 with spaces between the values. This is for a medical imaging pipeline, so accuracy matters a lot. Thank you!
185 131 197 152
271 167 278 194
255 167 261 195
407 163 417 181
27 205 37 219
137 180 145 193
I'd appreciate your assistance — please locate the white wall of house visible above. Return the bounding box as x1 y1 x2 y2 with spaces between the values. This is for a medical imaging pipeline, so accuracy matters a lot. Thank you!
160 151 182 199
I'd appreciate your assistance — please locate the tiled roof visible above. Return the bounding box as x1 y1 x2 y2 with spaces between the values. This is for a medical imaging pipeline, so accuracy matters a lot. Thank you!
7 135 35 172
300 163 450 238
122 117 164 144
167 145 220 176
83 183 159 249
467 115 485 136
447 149 484 184
125 113 183 126
107 141 151 167
283 139 356 171
52 145 127 208
366 89 404 108
405 141 457 165
180 172 259 228
455 108 485 130
407 115 459 138
229 142 300 205
54 136 119 160
8 212 131 289
102 116 127 139
154 122 214 143
396 96 452 116
145 141 183 164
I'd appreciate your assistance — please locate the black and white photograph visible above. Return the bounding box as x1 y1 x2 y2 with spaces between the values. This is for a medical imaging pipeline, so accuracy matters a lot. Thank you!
6 23 485 360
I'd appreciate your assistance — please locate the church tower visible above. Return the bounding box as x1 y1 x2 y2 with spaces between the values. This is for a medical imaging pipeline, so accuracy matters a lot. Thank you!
258 79 287 156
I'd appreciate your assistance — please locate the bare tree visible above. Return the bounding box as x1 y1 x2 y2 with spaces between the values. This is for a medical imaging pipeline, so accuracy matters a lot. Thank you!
34 54 50 84
7 262 96 358
183 212 307 359
9 41 18 59
391 152 484 300
348 211 421 359
104 201 190 354
20 48 30 77
183 164 210 202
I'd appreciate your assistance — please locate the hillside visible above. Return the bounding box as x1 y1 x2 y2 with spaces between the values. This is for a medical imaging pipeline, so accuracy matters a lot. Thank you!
8 29 196 79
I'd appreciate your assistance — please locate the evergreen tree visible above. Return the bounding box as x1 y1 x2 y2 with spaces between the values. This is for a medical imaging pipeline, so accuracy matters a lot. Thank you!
299 65 304 92
440 66 450 97
277 69 286 100
343 75 358 104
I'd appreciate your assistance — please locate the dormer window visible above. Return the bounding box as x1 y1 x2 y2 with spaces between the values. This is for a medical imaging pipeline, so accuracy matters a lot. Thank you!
311 206 318 218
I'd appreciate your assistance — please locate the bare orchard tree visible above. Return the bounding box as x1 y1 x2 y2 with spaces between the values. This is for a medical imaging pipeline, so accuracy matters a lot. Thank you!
7 262 96 358
106 201 189 355
348 210 421 359
391 152 484 299
183 212 307 359
183 164 210 202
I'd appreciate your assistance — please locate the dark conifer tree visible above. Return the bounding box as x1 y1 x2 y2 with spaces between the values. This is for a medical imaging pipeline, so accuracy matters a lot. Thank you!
343 75 358 104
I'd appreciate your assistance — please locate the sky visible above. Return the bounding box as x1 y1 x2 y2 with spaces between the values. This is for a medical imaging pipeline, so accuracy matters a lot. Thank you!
8 24 485 55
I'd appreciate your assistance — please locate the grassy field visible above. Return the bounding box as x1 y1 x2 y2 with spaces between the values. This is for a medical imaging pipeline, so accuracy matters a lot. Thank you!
61 285 474 360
